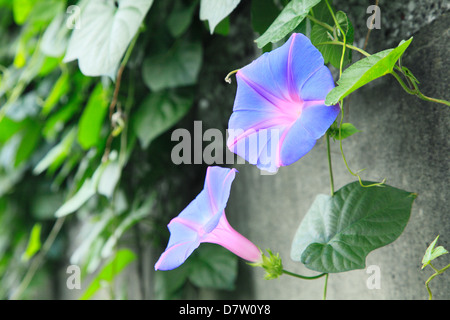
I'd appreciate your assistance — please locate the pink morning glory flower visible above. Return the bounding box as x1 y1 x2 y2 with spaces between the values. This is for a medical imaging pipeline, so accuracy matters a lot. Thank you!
154 166 262 271
227 33 340 172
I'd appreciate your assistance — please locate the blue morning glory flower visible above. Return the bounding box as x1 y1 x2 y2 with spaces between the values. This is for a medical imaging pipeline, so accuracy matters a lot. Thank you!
227 33 340 172
155 166 261 271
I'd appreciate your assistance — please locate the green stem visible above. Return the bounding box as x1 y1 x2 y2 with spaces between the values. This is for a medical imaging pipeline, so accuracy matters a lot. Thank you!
425 263 450 300
315 41 371 57
391 71 450 106
324 0 346 76
323 273 329 300
306 14 334 33
326 132 334 196
416 91 450 106
120 31 140 68
439 263 450 273
282 269 327 280
338 100 386 188
10 217 66 300
390 71 416 95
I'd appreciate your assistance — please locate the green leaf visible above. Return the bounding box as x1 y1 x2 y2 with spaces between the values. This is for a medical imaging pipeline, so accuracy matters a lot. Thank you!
54 162 106 217
41 71 70 116
142 39 202 91
64 0 153 78
33 127 77 175
422 235 448 269
167 0 198 38
329 122 360 140
42 94 82 141
154 244 238 299
22 223 42 261
27 0 65 26
80 248 136 300
251 0 281 35
255 0 321 48
199 0 240 34
70 210 116 269
310 10 354 69
38 56 62 77
41 11 70 58
291 181 416 273
13 41 27 68
325 38 413 105
14 122 42 167
12 0 36 25
97 159 121 199
210 17 230 36
101 194 155 258
132 91 193 149
188 244 238 290
54 178 95 217
0 117 24 144
77 83 110 150
154 262 191 300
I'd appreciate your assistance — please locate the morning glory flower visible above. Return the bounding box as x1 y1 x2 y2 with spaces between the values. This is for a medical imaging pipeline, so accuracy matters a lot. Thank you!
227 33 340 172
154 166 262 271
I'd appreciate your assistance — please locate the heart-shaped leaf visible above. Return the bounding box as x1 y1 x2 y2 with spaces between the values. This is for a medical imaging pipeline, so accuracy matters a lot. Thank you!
64 0 153 78
143 39 202 92
291 181 416 273
132 91 193 149
188 244 238 290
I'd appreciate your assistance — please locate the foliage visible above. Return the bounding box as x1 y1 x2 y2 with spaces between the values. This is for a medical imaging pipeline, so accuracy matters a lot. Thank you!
291 182 416 273
421 235 449 300
0 0 238 300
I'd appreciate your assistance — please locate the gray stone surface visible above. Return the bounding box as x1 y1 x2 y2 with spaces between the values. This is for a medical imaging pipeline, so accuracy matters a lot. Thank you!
223 10 450 300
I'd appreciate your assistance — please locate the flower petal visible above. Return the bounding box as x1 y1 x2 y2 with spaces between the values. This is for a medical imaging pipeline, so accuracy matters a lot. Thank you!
227 33 337 171
174 167 236 227
232 72 291 117
176 190 213 226
278 119 317 166
299 103 340 139
203 166 237 220
288 33 326 96
154 167 238 270
237 41 291 102
300 66 336 101
154 221 200 271
202 214 262 263
237 33 325 102
278 103 340 166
